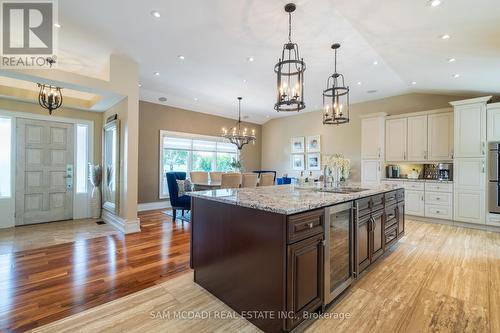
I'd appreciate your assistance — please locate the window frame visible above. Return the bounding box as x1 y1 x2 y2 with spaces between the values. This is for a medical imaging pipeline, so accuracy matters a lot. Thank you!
0 116 12 198
159 130 239 198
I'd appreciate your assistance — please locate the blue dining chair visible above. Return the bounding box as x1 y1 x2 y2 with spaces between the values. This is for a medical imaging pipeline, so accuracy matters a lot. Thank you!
166 172 191 222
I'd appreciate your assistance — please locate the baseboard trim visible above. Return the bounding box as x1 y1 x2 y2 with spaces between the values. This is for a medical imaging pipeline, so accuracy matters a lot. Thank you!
102 210 141 234
137 201 171 212
407 214 500 233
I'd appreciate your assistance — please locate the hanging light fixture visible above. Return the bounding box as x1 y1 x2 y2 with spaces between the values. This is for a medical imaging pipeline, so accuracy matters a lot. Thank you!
222 97 256 150
37 83 63 115
323 43 350 125
274 3 306 112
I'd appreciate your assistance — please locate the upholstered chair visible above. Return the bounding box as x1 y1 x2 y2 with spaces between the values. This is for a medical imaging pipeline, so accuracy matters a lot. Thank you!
241 173 258 188
259 173 275 186
221 173 242 189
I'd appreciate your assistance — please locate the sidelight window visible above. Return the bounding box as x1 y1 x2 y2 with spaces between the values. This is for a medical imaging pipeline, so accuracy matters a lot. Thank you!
0 117 11 198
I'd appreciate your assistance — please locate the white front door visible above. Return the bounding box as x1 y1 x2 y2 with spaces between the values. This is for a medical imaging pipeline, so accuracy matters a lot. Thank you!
15 119 74 225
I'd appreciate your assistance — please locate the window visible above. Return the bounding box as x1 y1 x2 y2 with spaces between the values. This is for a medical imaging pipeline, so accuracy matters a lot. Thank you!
76 124 89 193
160 131 239 198
0 117 11 198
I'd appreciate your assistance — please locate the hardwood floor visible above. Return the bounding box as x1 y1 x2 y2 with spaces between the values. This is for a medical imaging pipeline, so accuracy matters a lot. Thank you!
29 219 500 333
0 210 191 333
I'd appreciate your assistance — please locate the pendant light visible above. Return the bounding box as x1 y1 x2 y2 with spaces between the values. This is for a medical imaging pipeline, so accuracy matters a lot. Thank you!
274 3 306 112
221 97 256 150
323 43 350 125
37 83 63 115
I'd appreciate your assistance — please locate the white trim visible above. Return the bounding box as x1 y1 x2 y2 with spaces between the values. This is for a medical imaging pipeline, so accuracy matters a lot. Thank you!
102 209 141 234
0 109 94 226
138 201 171 212
449 96 492 107
408 214 500 233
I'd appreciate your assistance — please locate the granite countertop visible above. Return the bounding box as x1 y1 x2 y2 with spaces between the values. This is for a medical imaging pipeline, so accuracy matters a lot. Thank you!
382 178 453 184
187 183 403 215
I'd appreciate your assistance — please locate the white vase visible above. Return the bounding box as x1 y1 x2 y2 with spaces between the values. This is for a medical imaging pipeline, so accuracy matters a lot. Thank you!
90 186 101 218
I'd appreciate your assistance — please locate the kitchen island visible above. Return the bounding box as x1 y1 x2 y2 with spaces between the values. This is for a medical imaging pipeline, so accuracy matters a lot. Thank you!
189 184 405 332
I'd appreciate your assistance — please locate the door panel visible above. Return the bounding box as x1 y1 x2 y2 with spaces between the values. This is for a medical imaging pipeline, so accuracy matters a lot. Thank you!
454 158 486 190
385 118 407 162
371 211 384 261
16 119 74 225
428 113 453 161
405 190 425 216
361 160 381 185
454 104 486 158
454 190 485 224
361 117 384 159
407 115 428 161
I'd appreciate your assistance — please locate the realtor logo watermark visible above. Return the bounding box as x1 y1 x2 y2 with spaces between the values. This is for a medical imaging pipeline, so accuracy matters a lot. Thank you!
0 0 58 68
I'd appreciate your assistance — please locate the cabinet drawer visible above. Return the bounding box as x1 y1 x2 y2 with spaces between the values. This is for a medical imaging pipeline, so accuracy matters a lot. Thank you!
371 194 384 212
425 191 452 206
287 209 324 244
404 182 425 191
396 189 405 202
384 224 398 246
355 197 371 218
384 204 398 229
425 205 452 220
384 191 398 206
425 182 453 193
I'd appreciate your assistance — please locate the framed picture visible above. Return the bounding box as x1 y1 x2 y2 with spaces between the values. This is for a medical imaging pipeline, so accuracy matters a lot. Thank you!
291 137 305 153
307 153 321 171
306 135 321 152
291 154 305 171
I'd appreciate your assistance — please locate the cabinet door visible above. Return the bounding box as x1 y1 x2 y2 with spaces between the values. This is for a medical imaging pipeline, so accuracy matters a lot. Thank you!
487 104 500 142
454 103 486 158
361 117 384 159
286 234 324 329
356 214 371 276
428 113 453 161
361 160 381 186
405 190 425 216
371 210 384 262
454 189 485 225
397 202 405 237
454 158 486 190
407 115 428 161
385 118 407 162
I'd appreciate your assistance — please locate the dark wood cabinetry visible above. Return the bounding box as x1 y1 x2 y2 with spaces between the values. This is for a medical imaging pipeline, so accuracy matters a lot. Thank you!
355 189 405 276
286 233 324 330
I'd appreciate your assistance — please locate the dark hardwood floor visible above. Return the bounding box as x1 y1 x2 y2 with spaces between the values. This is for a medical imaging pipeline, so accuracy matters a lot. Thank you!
0 210 191 333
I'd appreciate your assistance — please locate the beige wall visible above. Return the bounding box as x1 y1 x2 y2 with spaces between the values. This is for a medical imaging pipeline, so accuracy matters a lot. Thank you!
261 93 477 182
138 101 262 204
0 98 103 162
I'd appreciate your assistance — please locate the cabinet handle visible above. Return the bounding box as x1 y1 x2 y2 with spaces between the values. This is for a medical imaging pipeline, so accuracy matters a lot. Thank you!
421 195 424 201
436 197 440 201
450 150 454 159
482 161 485 173
378 162 381 172
378 148 381 159
306 222 314 229
436 210 440 214
403 151 407 160
482 141 486 155
424 150 428 160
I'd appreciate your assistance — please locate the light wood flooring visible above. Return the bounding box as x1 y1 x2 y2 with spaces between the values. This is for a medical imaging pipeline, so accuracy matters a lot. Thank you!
28 219 500 333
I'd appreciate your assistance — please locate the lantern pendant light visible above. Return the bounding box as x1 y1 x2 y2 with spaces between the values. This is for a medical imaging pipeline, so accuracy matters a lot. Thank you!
274 3 306 112
37 83 63 115
323 43 350 125
221 97 256 150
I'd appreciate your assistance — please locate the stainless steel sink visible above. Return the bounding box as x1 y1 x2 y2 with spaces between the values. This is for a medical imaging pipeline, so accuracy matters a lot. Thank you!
318 187 369 194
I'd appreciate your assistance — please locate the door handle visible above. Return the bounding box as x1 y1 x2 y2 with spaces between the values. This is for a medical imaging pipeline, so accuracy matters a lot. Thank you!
482 142 486 156
482 161 485 173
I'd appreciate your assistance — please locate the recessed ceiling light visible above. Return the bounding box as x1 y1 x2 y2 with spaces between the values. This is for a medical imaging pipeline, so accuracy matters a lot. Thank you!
411 81 417 85
151 11 161 18
441 34 451 40
194 97 198 102
54 23 61 28
448 57 456 62
138 83 142 87
453 74 460 78
247 57 255 62
357 81 362 85
178 55 185 60
367 90 378 94
158 97 167 102
372 61 378 65
266 115 270 118
153 72 160 76
243 79 247 83
428 0 442 7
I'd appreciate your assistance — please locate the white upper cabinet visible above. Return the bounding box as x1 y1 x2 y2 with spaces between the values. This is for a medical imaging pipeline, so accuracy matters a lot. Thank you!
428 113 454 161
454 158 486 190
407 115 428 161
361 115 385 159
361 160 381 186
453 102 487 158
385 118 407 162
487 103 500 142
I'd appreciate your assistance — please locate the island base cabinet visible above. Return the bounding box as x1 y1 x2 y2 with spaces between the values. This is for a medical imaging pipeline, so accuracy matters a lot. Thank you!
356 215 371 275
371 210 384 262
286 234 324 331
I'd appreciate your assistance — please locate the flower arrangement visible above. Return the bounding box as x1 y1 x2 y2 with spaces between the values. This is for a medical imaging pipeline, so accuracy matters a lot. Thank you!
89 164 102 187
324 154 351 181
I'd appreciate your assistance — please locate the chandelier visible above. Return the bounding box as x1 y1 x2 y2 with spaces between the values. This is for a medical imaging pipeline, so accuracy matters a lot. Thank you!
323 43 350 125
37 83 63 115
274 3 306 112
222 97 256 150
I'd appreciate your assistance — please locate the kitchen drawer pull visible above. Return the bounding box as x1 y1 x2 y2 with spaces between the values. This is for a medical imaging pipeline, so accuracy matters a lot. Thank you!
436 197 440 200
306 222 314 229
387 214 395 220
436 210 440 214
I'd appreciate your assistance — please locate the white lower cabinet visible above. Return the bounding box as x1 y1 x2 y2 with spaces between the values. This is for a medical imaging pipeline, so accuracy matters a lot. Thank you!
405 190 425 216
454 190 485 224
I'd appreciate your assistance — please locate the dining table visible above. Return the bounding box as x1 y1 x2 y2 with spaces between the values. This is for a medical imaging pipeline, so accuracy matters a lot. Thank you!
191 180 222 191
